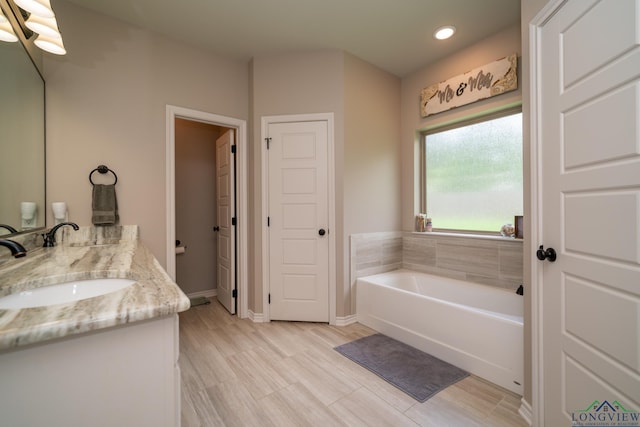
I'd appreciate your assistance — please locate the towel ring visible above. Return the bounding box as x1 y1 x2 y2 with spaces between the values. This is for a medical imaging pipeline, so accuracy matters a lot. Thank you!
89 165 118 186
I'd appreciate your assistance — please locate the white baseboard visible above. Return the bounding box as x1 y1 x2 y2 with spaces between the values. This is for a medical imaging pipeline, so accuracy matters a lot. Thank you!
186 289 217 299
248 310 266 323
335 314 357 326
518 397 533 426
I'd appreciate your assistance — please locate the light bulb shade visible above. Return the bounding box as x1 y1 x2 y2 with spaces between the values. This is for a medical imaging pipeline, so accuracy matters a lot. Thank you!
13 0 54 18
34 34 66 55
25 15 60 38
0 11 18 42
0 24 18 42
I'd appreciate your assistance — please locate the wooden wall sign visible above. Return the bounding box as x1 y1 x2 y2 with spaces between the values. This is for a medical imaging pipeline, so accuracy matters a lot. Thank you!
420 53 518 117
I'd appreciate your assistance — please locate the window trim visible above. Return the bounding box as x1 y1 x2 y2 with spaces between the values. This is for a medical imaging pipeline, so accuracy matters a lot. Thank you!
419 103 523 234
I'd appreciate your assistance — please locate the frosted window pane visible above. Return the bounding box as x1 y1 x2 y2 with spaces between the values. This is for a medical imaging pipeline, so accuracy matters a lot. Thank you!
425 112 523 232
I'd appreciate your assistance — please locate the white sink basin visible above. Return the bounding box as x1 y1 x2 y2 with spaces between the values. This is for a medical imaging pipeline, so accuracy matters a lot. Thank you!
0 278 136 309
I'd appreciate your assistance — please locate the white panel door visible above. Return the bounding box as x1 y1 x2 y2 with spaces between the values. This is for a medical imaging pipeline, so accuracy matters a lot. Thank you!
539 0 640 424
268 121 329 322
216 129 235 314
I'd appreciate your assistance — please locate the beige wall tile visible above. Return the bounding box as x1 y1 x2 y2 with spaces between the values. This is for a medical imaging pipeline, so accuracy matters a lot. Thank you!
352 232 523 290
437 243 499 279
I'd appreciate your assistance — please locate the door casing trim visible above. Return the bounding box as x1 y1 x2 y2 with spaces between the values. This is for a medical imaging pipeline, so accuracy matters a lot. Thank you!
261 113 336 324
529 0 567 425
166 105 248 318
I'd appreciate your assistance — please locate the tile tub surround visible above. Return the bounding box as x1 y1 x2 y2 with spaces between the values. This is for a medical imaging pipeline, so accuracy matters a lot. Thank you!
403 233 523 290
351 231 523 291
0 226 190 350
350 232 403 278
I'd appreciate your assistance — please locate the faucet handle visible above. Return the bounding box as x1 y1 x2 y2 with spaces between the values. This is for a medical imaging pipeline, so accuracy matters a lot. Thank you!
42 233 55 247
42 222 79 247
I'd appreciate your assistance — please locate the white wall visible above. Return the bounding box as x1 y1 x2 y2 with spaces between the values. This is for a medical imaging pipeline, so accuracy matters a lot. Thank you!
44 1 249 264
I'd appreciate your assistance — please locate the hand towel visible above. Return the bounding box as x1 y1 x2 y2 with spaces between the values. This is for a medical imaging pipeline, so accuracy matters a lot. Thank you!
92 184 119 225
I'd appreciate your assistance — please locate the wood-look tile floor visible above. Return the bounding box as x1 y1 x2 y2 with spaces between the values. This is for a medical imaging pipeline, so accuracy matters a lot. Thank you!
179 301 528 427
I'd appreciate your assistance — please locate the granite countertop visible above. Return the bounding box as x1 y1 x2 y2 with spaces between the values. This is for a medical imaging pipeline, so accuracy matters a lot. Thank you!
0 226 190 351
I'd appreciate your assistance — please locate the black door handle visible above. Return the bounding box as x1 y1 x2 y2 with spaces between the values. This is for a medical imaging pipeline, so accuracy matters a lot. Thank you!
213 226 220 232
318 228 326 236
536 245 557 262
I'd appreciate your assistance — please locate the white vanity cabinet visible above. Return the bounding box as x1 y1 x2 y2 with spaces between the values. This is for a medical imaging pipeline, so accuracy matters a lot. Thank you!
0 314 181 427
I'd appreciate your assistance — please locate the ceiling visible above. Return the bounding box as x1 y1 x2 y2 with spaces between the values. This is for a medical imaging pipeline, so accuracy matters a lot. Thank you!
61 0 521 77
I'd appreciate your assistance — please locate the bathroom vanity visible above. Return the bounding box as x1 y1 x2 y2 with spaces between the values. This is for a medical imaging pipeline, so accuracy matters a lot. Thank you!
0 226 190 427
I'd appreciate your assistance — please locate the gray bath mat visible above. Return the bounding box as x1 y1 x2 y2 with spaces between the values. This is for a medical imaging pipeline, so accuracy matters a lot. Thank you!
334 333 469 402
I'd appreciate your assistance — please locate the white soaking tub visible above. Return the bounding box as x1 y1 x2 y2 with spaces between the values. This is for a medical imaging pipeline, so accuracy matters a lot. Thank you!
356 269 523 394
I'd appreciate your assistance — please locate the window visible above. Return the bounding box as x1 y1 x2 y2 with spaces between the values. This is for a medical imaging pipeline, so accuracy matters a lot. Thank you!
421 109 523 233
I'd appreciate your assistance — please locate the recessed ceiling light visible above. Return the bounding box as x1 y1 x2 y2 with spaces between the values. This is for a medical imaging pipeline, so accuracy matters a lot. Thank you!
434 26 456 40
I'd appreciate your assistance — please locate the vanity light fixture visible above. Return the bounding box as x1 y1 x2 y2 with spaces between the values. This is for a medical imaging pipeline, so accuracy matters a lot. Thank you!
34 33 65 54
13 0 66 54
434 25 456 40
0 8 18 42
25 14 59 37
26 14 66 54
13 0 54 18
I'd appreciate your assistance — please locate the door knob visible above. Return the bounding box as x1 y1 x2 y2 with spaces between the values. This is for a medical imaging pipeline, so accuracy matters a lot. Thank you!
536 245 557 262
318 228 326 236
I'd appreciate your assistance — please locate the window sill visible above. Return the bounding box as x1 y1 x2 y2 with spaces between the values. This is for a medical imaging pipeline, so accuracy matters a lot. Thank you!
410 231 523 242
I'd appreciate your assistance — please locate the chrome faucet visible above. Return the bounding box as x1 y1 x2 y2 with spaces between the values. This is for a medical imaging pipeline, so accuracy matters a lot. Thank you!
0 239 27 258
42 222 79 247
0 224 18 234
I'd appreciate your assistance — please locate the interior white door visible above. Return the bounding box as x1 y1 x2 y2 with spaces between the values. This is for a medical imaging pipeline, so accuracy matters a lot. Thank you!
215 129 235 314
539 0 640 424
268 121 329 322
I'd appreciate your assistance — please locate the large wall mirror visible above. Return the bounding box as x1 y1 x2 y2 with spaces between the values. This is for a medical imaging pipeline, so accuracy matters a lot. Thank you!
0 5 45 237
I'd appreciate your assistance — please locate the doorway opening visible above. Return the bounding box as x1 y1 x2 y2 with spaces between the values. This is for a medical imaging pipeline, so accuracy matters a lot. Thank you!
166 105 247 318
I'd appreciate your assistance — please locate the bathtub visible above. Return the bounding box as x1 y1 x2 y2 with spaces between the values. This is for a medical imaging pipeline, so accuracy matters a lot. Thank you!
356 269 523 394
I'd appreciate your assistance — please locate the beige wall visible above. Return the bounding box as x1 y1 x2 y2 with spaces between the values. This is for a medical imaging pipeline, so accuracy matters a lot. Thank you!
43 0 248 264
43 2 401 320
400 22 525 399
344 53 401 314
250 50 345 315
250 51 401 318
175 119 220 296
400 24 522 232
42 4 527 385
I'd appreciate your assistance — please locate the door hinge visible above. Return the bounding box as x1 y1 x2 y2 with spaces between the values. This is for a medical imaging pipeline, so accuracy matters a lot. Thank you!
267 216 270 227
232 289 237 298
231 217 236 226
231 144 236 154
268 293 271 304
265 137 272 149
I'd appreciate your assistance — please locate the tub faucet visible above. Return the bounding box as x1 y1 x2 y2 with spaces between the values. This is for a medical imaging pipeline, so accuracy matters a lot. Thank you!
0 224 18 234
42 222 79 247
0 239 27 258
